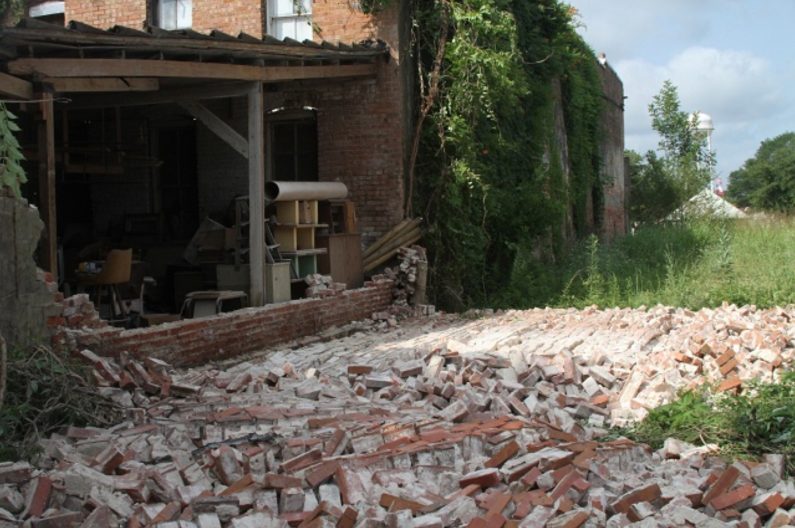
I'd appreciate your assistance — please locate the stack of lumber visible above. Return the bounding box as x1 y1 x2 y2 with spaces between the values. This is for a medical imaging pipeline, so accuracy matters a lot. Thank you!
363 218 422 273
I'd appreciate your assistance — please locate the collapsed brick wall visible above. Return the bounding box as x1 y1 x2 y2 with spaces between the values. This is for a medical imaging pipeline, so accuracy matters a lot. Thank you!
56 279 393 366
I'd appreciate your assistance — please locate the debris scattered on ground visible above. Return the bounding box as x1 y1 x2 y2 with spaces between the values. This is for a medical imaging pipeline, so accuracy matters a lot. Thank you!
2 303 794 527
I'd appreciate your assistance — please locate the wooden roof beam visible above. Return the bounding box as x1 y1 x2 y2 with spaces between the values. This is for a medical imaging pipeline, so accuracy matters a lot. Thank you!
8 58 377 83
44 77 159 92
0 71 33 99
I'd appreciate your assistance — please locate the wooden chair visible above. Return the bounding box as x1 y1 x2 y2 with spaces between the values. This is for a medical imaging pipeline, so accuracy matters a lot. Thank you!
77 249 133 321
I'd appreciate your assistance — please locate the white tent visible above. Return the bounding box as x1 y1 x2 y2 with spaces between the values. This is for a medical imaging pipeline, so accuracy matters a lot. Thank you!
668 189 747 220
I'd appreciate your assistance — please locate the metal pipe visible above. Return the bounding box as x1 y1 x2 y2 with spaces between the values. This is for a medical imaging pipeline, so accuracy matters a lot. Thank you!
265 181 348 202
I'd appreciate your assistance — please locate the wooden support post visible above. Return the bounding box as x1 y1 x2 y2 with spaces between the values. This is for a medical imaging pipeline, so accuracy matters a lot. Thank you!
37 92 57 281
248 82 266 306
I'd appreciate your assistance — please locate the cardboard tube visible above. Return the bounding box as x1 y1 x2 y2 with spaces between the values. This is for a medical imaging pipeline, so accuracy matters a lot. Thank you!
265 181 348 202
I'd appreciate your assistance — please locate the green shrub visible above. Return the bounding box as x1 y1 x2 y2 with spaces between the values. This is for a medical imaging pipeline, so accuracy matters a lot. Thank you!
625 372 795 474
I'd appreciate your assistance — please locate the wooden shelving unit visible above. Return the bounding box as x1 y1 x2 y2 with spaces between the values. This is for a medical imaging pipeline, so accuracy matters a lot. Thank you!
273 200 327 282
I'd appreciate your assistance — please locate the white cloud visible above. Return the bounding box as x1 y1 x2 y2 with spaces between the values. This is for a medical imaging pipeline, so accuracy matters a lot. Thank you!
568 0 795 177
613 47 787 176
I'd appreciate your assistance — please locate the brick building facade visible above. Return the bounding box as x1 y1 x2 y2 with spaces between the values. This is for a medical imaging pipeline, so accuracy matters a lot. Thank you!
54 0 409 244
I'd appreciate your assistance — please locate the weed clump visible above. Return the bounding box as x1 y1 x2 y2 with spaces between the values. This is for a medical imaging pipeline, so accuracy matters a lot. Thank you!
624 372 795 474
0 346 122 461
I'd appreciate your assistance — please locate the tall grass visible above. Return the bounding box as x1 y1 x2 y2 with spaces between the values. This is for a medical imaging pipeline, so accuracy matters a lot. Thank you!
498 215 795 310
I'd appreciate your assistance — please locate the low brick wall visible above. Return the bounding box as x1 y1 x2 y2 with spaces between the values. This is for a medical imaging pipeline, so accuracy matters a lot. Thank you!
60 279 393 366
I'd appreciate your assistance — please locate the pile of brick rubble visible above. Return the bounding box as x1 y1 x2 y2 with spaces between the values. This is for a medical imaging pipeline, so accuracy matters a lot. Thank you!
1 303 794 528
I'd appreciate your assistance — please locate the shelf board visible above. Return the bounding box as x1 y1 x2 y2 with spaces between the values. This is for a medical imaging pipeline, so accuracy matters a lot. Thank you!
281 248 328 257
276 223 329 229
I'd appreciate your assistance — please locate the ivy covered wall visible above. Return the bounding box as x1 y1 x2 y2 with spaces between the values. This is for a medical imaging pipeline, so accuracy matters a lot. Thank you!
365 0 623 310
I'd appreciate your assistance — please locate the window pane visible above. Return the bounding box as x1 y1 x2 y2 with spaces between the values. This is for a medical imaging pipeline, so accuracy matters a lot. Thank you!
271 0 311 16
273 0 295 16
295 16 312 41
158 0 176 29
176 0 192 29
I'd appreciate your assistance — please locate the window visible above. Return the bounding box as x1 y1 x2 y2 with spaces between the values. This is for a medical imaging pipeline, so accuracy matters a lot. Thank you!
157 0 192 30
268 0 313 41
271 118 318 182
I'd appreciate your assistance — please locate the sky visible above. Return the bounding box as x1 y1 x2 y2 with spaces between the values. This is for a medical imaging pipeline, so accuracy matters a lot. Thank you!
566 0 795 183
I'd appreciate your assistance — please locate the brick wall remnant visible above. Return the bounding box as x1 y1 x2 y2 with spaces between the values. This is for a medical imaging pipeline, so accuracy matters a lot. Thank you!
57 278 394 366
0 196 62 349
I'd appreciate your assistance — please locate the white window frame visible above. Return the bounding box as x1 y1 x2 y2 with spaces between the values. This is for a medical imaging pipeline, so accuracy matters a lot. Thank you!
156 0 193 30
267 0 313 41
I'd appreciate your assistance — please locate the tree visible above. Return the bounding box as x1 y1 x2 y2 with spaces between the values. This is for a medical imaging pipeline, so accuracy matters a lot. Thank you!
648 80 712 200
727 132 795 212
628 80 713 223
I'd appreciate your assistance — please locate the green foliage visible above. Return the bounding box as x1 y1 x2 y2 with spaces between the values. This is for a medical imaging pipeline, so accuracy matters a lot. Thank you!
0 347 122 461
358 0 392 14
498 216 795 310
413 0 606 310
0 102 26 198
0 0 24 25
626 150 680 223
727 132 795 213
628 81 713 223
625 372 795 473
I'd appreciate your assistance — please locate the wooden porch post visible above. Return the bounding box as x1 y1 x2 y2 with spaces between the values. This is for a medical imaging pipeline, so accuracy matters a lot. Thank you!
248 82 266 306
37 91 57 281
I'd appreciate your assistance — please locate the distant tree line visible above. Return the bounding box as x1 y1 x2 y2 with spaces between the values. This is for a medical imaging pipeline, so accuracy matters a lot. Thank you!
727 132 795 213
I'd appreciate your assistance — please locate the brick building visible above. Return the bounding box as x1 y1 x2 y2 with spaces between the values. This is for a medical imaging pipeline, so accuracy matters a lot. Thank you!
0 0 412 309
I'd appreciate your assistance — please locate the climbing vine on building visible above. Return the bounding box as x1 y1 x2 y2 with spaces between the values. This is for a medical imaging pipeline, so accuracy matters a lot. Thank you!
395 0 605 310
0 103 26 199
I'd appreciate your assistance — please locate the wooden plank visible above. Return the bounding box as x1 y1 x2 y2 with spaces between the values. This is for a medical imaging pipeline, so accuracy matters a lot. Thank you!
0 72 33 100
37 93 57 280
44 77 159 93
68 81 254 109
178 101 248 159
248 82 266 306
9 58 377 83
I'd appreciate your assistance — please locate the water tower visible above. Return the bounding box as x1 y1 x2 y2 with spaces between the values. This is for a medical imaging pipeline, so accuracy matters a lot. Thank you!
691 111 716 190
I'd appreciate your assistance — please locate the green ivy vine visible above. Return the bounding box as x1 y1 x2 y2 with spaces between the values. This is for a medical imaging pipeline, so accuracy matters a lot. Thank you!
0 103 26 198
398 0 605 310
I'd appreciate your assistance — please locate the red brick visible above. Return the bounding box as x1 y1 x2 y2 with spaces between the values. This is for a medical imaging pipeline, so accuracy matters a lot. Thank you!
378 493 426 513
262 473 302 489
610 483 662 514
710 483 755 510
219 474 254 496
703 466 741 505
306 461 340 488
752 492 784 516
460 469 501 489
485 441 520 469
23 476 52 519
717 377 742 393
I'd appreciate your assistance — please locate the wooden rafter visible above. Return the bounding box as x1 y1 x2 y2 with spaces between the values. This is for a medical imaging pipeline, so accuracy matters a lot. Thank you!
0 72 32 100
66 82 255 109
9 58 377 83
44 77 159 93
